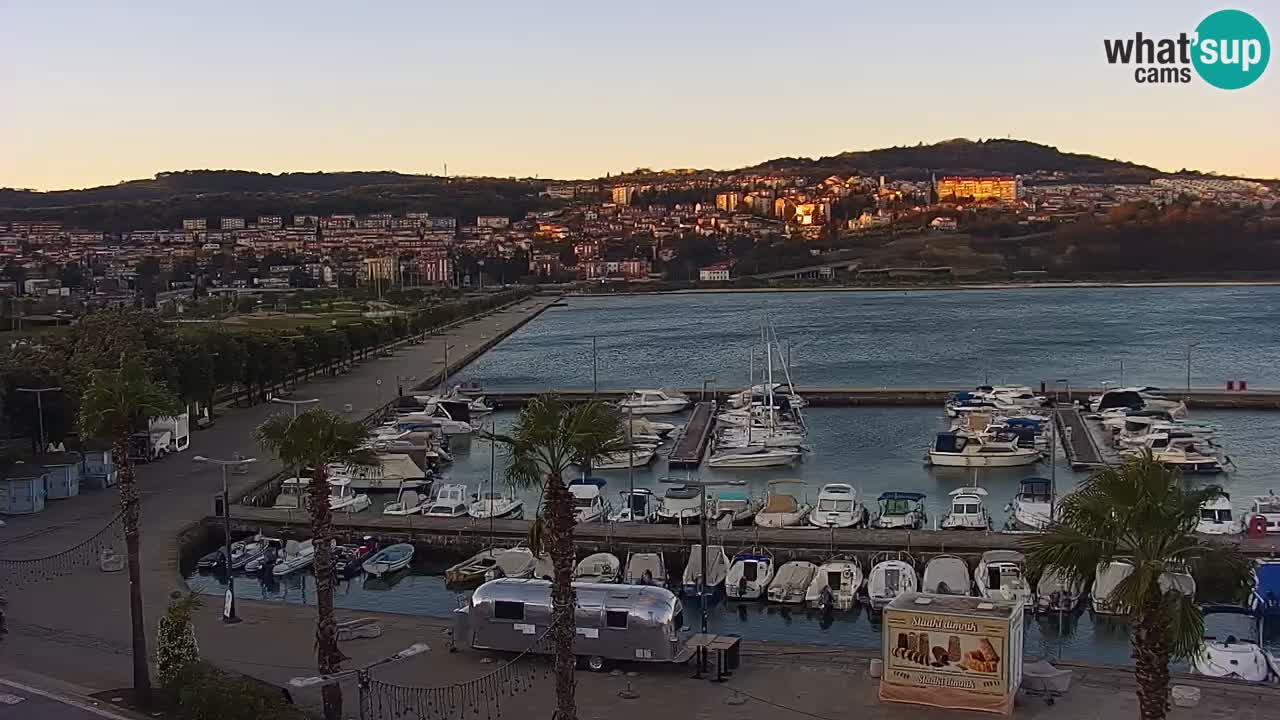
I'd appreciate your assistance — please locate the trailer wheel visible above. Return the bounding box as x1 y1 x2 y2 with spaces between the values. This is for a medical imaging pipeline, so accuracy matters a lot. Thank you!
585 655 606 672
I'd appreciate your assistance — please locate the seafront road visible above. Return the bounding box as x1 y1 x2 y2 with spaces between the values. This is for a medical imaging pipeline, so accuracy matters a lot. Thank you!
1 292 1277 718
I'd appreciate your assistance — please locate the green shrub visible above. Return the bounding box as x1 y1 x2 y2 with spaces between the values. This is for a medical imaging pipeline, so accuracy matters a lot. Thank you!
166 661 306 720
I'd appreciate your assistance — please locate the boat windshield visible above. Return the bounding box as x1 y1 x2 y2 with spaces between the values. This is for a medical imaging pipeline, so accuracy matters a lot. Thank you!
573 496 595 508
883 499 914 515
629 495 649 513
955 503 981 514
1257 500 1280 514
1200 508 1232 522
818 499 853 512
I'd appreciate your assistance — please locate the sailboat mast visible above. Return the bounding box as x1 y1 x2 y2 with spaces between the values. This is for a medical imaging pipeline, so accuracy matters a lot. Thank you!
765 320 775 431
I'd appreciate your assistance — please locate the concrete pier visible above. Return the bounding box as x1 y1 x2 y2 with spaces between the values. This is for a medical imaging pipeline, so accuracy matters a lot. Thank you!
666 401 715 468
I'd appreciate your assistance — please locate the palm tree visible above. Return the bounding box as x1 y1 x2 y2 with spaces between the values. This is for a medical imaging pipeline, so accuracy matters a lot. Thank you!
79 356 182 707
490 396 626 720
255 408 374 720
1024 454 1251 720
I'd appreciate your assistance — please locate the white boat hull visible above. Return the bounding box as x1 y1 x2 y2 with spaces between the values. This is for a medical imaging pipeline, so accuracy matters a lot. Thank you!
928 450 1040 467
755 509 811 528
706 449 800 468
1193 642 1276 683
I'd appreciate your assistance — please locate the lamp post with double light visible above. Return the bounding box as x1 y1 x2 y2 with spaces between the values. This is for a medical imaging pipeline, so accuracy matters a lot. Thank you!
193 454 257 623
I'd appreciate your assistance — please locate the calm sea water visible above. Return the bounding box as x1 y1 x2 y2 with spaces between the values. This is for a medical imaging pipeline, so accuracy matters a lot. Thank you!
194 288 1280 667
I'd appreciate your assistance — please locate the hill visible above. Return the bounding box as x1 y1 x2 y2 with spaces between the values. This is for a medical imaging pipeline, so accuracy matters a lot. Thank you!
745 138 1169 183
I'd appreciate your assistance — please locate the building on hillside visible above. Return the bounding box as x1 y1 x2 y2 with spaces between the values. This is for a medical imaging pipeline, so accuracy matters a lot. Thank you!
257 216 283 229
476 216 510 229
361 256 396 284
935 176 1021 202
699 262 732 282
716 192 743 212
182 218 207 231
611 185 638 206
220 217 246 230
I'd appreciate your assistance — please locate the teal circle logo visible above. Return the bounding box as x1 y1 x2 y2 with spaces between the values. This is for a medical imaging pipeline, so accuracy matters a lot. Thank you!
1192 9 1270 89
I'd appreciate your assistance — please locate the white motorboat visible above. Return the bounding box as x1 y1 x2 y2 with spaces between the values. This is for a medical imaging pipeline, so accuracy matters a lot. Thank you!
271 539 316 576
974 550 1031 606
228 536 272 571
808 483 868 529
424 483 470 518
1246 492 1280 533
1092 560 1135 615
618 389 690 415
726 548 775 600
329 453 427 492
1122 432 1229 473
927 430 1041 468
273 477 308 509
682 544 729 596
716 426 808 449
624 552 667 586
382 481 431 516
940 487 991 530
767 561 818 604
1090 387 1186 417
1160 568 1196 597
755 480 812 528
708 490 764 527
657 485 704 524
573 553 621 583
805 557 863 610
591 444 657 470
362 543 414 577
468 491 524 520
727 383 807 410
1197 494 1242 535
870 491 927 530
608 488 659 523
630 416 677 441
569 477 609 523
442 386 494 416
396 405 474 437
1007 477 1055 531
922 555 971 596
1193 608 1279 683
328 478 371 514
485 546 536 581
867 552 918 610
1035 566 1085 613
706 445 801 469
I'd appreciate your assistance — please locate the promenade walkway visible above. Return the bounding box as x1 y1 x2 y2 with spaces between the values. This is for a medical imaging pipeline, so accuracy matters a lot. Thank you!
0 295 554 690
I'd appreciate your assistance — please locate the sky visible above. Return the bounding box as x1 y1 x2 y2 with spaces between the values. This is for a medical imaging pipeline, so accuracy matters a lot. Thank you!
1 1 1277 190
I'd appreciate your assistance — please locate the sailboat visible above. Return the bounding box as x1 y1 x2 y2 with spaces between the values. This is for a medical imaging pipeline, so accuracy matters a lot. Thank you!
708 319 807 468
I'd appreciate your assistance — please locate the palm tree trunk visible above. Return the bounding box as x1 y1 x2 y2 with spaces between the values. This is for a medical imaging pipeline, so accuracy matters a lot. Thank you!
113 439 152 706
544 473 577 720
1132 596 1171 720
307 467 344 720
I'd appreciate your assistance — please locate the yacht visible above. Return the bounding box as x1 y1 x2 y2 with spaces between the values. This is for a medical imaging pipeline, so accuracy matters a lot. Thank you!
624 552 667 586
568 477 609 523
1007 478 1055 531
573 553 621 583
708 490 764 527
716 426 808 449
867 552 918 610
808 483 868 528
805 556 863 610
922 555 971 595
726 548 775 600
974 550 1031 606
382 481 431 516
657 485 704 524
397 399 475 436
705 445 801 469
328 478 371 514
1089 387 1186 417
870 491 927 530
940 487 991 530
767 561 818 604
1193 607 1279 683
468 491 524 520
928 430 1041 468
608 488 659 523
682 544 729 597
1122 432 1229 473
1034 566 1084 614
1197 495 1241 535
591 443 657 470
755 480 812 528
424 484 470 518
618 389 690 415
1092 560 1135 616
1246 492 1280 533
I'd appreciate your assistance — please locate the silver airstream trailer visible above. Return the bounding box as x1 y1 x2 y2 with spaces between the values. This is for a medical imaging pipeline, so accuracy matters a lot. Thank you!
455 579 686 671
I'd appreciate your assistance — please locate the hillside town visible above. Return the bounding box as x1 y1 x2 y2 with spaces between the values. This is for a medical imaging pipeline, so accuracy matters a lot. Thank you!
1 170 1276 318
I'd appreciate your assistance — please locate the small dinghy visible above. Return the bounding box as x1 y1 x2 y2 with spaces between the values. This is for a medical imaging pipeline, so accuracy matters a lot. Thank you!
362 543 415 577
485 546 535 581
445 549 502 587
229 536 272 570
334 538 377 579
682 544 729 597
768 561 818 604
805 556 863 610
922 555 971 595
272 539 316 576
867 552 918 610
573 553 621 583
726 548 775 600
624 552 667 586
1034 566 1084 613
244 541 280 574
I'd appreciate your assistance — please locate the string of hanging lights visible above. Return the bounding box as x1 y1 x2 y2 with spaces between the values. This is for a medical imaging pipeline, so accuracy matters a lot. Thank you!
0 512 124 589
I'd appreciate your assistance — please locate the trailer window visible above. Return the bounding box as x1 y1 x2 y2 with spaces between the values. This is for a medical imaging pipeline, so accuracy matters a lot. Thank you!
605 610 628 629
494 601 524 621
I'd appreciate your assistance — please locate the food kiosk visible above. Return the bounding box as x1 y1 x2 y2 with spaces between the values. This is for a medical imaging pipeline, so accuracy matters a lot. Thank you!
880 592 1024 715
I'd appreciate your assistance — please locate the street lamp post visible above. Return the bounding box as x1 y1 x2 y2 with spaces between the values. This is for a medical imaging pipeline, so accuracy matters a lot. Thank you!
193 454 257 623
290 643 431 720
15 386 62 454
659 477 744 652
